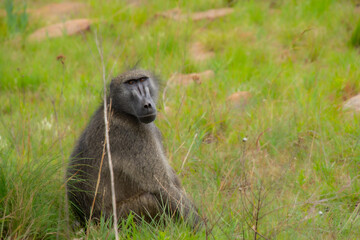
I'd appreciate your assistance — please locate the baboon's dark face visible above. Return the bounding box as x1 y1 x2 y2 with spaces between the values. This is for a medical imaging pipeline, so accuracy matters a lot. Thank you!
124 76 157 123
110 70 158 124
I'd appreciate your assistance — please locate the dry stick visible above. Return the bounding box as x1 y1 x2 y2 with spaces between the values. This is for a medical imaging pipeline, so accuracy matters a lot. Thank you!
239 189 255 229
87 100 114 239
87 61 118 236
153 176 182 221
206 207 231 240
0 196 9 237
161 78 172 126
173 141 186 156
243 218 269 240
340 201 360 233
180 133 198 171
85 36 118 238
240 190 269 240
95 31 119 240
253 186 262 240
86 140 106 238
239 187 265 239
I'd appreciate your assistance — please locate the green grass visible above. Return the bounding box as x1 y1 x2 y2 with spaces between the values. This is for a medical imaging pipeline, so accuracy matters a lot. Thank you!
4 0 28 35
350 18 360 47
1 0 360 239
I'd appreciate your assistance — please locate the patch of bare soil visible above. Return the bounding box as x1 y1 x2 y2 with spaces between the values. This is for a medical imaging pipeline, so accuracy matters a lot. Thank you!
227 91 252 108
234 28 255 41
126 0 148 7
191 8 234 21
156 8 183 21
31 2 89 23
189 42 215 61
341 82 358 101
169 70 214 86
29 19 91 41
0 9 6 18
156 8 233 21
356 3 360 14
344 94 360 111
203 133 217 144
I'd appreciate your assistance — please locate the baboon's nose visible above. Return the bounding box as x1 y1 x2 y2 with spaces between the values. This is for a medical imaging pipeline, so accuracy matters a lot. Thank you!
144 103 152 109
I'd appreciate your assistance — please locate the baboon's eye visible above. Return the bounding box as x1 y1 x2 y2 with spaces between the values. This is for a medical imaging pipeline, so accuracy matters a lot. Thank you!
127 80 135 85
139 77 147 82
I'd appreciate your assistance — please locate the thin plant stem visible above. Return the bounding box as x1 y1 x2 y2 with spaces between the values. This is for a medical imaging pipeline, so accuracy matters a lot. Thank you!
86 139 106 239
95 30 119 240
180 133 198 171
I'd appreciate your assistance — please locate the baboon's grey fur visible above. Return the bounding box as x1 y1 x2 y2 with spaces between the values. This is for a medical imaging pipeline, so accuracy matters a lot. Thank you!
66 69 201 228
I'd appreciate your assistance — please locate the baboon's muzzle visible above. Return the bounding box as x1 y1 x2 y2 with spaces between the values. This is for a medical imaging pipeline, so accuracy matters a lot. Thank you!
131 85 157 124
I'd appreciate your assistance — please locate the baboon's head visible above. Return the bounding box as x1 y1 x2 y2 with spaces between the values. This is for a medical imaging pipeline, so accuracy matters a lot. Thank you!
110 69 159 124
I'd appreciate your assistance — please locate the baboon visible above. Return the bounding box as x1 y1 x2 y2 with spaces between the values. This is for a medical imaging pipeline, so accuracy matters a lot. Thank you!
66 69 201 229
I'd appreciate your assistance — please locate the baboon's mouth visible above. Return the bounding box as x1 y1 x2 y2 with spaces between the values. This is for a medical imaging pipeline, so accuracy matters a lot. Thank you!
138 114 156 124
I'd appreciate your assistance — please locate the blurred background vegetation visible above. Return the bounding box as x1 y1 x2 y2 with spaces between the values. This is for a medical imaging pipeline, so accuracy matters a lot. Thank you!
0 0 360 239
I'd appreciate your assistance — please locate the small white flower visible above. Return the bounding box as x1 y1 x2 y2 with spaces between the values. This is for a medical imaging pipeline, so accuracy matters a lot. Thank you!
242 137 248 142
0 135 8 150
39 117 53 130
318 211 323 215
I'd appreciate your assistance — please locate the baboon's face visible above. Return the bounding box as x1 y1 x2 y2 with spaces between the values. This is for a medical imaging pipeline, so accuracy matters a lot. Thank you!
110 71 158 124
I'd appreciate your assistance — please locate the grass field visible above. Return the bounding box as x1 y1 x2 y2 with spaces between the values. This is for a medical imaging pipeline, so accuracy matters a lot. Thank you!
1 0 360 239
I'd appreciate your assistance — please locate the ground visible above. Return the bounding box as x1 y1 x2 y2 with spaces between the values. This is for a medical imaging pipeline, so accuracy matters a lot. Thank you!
0 0 360 239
